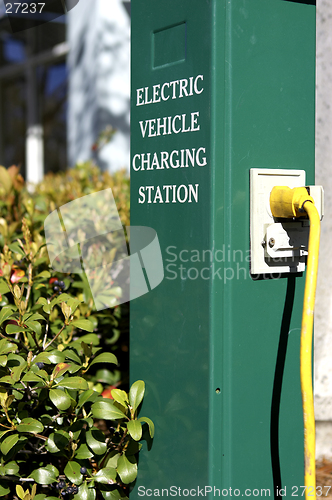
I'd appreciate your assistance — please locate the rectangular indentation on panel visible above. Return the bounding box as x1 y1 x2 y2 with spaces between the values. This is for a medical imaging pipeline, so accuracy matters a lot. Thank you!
153 22 186 69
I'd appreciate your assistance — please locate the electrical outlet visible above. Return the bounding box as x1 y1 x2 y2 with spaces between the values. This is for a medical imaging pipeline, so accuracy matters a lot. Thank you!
250 168 307 275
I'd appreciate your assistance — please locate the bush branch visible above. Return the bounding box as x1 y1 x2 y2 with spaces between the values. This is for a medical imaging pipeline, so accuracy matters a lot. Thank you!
44 323 66 350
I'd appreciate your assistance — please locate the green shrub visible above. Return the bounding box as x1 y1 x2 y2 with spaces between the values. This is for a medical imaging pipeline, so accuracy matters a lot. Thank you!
0 163 152 500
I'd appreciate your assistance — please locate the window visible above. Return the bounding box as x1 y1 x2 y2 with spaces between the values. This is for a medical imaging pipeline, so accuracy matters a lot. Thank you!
0 6 68 181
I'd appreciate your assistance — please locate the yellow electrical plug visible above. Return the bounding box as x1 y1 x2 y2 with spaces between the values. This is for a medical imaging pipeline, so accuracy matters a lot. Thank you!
270 186 321 500
270 186 314 218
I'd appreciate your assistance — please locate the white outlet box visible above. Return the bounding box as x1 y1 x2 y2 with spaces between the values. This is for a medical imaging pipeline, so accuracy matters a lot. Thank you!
250 168 306 275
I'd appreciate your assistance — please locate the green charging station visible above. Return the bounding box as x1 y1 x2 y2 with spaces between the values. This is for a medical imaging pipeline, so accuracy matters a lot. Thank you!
130 0 316 497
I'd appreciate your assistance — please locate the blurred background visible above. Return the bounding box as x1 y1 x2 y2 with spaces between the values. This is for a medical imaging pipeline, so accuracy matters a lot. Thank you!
0 0 332 461
0 0 130 182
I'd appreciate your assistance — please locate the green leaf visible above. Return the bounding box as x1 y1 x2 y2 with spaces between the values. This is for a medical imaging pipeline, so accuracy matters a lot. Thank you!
0 306 15 325
35 283 46 290
48 350 66 364
46 431 70 453
71 319 94 332
110 389 128 407
0 338 16 354
93 467 117 484
56 376 88 390
34 368 49 380
127 420 142 441
43 303 52 314
96 295 118 308
76 333 100 346
27 313 46 322
105 452 120 469
17 418 44 434
75 443 94 459
68 363 82 374
95 368 118 385
49 389 72 410
0 281 10 294
16 484 25 499
7 363 25 383
129 380 145 412
5 324 26 335
81 341 92 358
0 430 11 439
100 488 126 500
64 461 83 485
0 296 9 306
52 362 70 380
7 353 25 365
0 355 7 367
92 400 126 420
0 481 10 496
4 460 19 475
33 352 52 365
65 424 82 444
86 428 107 455
22 371 43 382
8 241 25 254
45 463 60 477
77 389 99 408
22 372 44 382
138 416 155 438
25 320 42 336
53 293 71 305
29 467 57 484
117 453 137 484
67 297 82 313
0 433 19 455
75 482 96 500
0 375 15 385
35 270 51 279
88 352 118 369
64 349 81 364
36 297 47 306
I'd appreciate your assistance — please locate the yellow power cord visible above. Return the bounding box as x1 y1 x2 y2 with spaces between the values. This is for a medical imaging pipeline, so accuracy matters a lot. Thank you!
270 187 321 500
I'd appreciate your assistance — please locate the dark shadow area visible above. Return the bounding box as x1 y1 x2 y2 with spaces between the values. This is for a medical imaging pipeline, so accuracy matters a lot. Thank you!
141 423 154 452
6 0 65 33
251 272 302 281
123 1 131 17
65 0 80 10
270 275 296 499
283 0 315 4
6 0 80 33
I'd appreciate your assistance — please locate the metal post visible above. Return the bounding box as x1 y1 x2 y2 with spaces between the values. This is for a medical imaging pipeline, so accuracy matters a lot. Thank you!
25 28 43 184
130 0 316 496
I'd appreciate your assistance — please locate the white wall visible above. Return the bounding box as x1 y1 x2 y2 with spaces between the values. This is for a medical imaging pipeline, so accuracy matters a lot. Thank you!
315 0 332 459
67 0 130 172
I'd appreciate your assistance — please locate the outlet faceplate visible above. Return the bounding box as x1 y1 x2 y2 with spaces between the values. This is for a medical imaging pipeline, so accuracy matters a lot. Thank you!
250 168 306 275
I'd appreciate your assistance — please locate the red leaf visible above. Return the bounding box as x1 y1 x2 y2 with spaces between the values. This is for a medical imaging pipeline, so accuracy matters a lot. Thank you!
10 269 25 284
101 385 117 399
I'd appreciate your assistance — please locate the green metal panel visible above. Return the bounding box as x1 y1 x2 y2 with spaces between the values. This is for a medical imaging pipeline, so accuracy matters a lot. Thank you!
130 0 316 497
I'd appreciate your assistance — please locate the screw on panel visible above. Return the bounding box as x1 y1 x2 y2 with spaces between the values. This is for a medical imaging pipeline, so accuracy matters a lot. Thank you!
261 240 266 248
269 238 275 248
